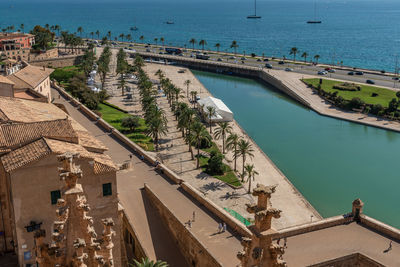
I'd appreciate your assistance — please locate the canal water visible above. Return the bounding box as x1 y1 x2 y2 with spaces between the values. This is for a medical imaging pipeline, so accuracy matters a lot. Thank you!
192 70 400 228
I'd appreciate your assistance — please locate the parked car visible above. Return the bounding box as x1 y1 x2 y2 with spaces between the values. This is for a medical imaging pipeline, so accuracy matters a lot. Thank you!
217 58 222 61
348 71 354 75
257 58 262 62
229 56 236 60
278 61 285 65
146 48 151 52
263 58 269 62
265 63 273 69
356 71 364 75
366 80 375 84
328 69 336 73
324 67 331 71
318 70 327 75
129 44 134 47
285 68 293 72
241 57 246 60
392 77 399 80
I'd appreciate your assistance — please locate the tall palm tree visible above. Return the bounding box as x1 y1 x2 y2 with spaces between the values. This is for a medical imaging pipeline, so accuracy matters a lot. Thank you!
199 40 207 51
213 122 232 154
205 106 216 134
146 107 168 151
314 54 320 64
107 31 112 40
20 24 24 33
154 38 158 46
90 32 94 39
184 79 191 98
140 35 145 43
290 47 298 62
215 43 221 52
192 122 211 168
189 38 196 50
126 34 132 42
160 37 165 47
184 132 195 160
301 52 308 63
77 26 83 37
235 139 254 179
131 258 168 267
119 33 125 41
244 164 259 193
54 25 61 36
230 41 239 55
118 76 127 96
190 91 198 105
226 133 240 171
45 24 49 30
95 30 100 39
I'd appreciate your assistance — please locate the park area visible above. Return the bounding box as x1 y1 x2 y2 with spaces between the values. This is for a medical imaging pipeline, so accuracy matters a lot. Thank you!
303 78 398 107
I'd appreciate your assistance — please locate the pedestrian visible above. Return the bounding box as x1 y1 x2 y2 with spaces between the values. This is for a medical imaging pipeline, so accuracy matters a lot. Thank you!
223 222 227 232
389 240 393 251
129 154 133 160
218 223 223 233
188 220 192 229
192 211 196 222
284 237 287 248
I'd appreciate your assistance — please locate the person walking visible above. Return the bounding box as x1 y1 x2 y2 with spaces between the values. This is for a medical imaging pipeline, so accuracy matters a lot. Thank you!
222 222 227 232
188 220 192 229
284 237 287 248
218 223 223 233
389 240 393 251
192 211 196 222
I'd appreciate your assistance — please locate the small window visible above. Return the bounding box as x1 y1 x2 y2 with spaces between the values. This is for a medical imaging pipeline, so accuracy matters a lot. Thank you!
102 183 112 196
50 190 61 205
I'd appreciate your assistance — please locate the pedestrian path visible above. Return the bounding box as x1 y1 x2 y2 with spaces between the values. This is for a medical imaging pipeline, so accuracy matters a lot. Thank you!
52 88 242 266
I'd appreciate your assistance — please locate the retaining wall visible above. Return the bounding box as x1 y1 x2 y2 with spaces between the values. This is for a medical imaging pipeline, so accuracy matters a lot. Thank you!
144 184 221 267
30 55 83 68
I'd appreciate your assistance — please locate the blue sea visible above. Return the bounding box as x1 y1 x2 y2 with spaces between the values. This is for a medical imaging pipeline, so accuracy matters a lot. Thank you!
1 0 400 71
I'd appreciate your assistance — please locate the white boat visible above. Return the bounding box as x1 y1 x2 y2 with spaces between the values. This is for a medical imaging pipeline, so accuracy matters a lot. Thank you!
247 0 261 19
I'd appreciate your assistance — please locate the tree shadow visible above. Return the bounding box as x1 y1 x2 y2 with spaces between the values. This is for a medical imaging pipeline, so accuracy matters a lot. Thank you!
201 181 226 192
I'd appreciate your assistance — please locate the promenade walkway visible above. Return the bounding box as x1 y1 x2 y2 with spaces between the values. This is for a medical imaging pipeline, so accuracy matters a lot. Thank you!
51 87 242 266
267 69 400 133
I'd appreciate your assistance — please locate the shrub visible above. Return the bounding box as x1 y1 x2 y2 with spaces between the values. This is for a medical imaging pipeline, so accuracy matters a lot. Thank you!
251 53 256 57
206 151 225 175
349 97 364 109
371 104 383 115
333 82 361 91
371 92 378 97
121 116 141 132
388 98 398 112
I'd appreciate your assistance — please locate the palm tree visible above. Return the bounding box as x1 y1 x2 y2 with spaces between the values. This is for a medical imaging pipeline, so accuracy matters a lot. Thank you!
301 52 308 63
77 26 83 37
199 40 207 51
96 30 100 39
230 41 239 55
146 107 168 151
290 47 298 62
189 38 196 50
126 34 132 42
131 258 168 267
205 106 216 133
160 37 165 47
54 25 61 36
20 24 24 33
119 33 125 41
244 164 259 193
213 122 232 154
90 32 94 39
107 31 112 40
190 91 198 106
45 24 49 30
184 79 191 98
192 122 211 168
154 38 158 46
226 133 239 171
118 76 127 96
215 43 221 52
314 54 320 64
139 35 145 43
235 139 254 179
184 132 195 160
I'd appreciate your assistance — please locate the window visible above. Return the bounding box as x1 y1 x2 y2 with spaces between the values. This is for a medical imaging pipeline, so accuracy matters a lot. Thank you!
102 183 112 196
50 190 61 205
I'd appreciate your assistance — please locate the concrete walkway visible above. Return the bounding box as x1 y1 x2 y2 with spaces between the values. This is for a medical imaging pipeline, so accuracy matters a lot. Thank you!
52 87 242 266
268 69 400 133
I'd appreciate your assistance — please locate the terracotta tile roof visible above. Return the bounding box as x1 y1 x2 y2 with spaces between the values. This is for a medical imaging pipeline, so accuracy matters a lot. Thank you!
13 90 42 100
6 75 30 90
0 119 78 150
76 130 108 152
9 65 53 89
1 139 51 173
0 33 34 40
45 138 116 173
0 76 14 85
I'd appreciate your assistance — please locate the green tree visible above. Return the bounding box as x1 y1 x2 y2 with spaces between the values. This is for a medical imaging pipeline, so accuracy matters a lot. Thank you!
131 258 168 267
244 164 259 193
96 30 100 39
81 49 96 77
189 38 196 50
190 91 198 107
121 116 141 132
160 37 165 47
77 26 83 37
199 39 207 51
213 122 232 154
192 121 211 168
146 107 168 151
184 79 191 98
97 46 112 89
206 151 225 175
139 35 144 43
235 139 254 179
230 41 239 55
215 43 221 52
301 52 308 63
205 106 216 133
20 24 24 33
290 47 298 62
119 33 125 41
154 37 158 46
314 54 320 64
226 133 239 171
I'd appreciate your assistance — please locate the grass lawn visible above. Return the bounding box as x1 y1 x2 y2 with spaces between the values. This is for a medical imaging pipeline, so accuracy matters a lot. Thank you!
97 103 154 151
198 154 241 187
303 78 397 107
51 65 83 84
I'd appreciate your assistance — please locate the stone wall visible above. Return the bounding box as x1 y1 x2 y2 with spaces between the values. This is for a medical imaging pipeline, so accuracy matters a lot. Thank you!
29 55 83 68
29 49 58 61
360 215 400 241
144 184 221 267
309 253 385 267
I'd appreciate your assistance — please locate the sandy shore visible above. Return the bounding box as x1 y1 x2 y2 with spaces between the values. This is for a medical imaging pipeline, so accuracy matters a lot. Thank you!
143 63 322 229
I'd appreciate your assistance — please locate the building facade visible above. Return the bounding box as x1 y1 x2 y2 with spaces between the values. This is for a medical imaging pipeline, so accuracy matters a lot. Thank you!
0 33 35 61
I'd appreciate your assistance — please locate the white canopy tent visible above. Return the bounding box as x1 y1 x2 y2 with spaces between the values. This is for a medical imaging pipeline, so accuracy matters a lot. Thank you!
198 96 233 122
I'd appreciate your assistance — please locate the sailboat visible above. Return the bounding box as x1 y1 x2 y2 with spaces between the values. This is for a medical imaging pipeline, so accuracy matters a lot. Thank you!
307 1 322 24
247 0 261 19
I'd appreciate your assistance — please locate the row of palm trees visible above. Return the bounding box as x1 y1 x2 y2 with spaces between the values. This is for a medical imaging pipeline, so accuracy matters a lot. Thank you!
156 68 258 192
134 57 168 151
116 48 130 96
289 47 320 64
59 31 84 54
97 46 112 90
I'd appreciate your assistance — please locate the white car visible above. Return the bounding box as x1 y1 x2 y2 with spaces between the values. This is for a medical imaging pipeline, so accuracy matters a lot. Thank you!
318 70 328 75
285 68 293 72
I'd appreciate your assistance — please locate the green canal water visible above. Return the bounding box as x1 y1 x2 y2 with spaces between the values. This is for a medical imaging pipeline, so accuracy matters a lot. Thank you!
192 70 400 228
